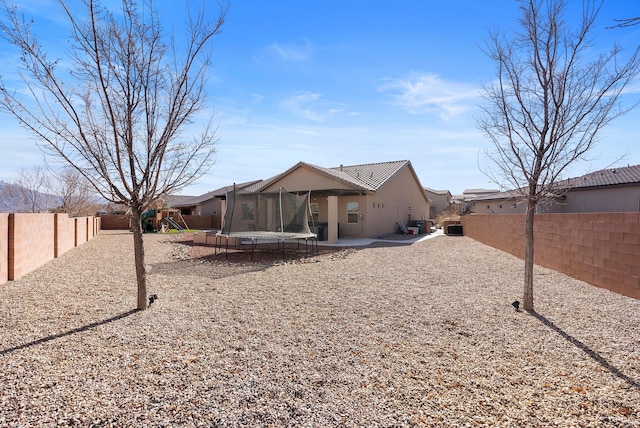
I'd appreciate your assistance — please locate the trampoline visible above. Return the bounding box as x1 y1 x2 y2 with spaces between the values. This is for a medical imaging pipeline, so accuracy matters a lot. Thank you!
215 186 317 259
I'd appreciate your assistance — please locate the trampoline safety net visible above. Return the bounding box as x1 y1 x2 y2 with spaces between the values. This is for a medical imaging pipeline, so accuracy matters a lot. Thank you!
221 186 315 238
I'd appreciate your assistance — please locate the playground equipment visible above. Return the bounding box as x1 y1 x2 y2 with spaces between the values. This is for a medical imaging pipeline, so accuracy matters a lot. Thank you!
215 186 317 258
140 208 189 233
141 210 156 232
163 216 185 232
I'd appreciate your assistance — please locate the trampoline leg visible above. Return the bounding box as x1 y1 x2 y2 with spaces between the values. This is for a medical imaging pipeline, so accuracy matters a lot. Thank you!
250 238 257 261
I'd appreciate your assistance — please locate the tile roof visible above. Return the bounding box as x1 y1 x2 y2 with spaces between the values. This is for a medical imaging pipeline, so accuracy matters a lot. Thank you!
172 160 423 202
471 189 525 201
471 164 640 201
162 194 198 207
424 188 451 195
169 180 262 206
557 164 640 189
328 160 409 191
248 160 412 193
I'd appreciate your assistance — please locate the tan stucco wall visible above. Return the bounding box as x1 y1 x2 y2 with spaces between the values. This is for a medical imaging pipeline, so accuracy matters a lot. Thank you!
309 195 329 222
196 198 223 216
473 199 527 215
425 191 451 218
472 185 640 215
360 167 429 237
260 167 355 192
546 186 640 213
337 195 367 238
374 166 429 228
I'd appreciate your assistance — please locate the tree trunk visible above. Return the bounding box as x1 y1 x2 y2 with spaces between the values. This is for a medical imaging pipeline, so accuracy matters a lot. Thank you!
523 198 536 311
130 207 148 310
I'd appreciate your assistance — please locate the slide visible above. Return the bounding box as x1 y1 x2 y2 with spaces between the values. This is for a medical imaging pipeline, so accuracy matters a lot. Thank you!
164 217 185 232
141 209 156 232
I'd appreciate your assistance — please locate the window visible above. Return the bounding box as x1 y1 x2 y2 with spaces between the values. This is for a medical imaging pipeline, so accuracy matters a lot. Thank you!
347 202 359 223
309 203 319 222
241 202 255 220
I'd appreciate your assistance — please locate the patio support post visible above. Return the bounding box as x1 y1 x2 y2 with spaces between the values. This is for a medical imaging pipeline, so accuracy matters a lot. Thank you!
220 200 226 231
328 195 339 243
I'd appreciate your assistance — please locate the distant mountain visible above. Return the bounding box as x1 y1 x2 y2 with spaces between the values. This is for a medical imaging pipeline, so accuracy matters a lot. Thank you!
0 181 61 213
0 181 18 212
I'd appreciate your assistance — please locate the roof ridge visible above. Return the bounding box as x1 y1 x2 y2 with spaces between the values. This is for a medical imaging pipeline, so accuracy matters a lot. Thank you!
329 159 408 170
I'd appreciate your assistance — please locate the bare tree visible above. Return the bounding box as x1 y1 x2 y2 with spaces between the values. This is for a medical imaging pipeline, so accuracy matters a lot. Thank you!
0 0 226 309
51 168 100 217
477 0 640 311
2 166 56 213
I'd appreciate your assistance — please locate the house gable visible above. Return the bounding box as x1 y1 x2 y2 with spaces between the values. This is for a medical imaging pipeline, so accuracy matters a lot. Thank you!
259 162 373 193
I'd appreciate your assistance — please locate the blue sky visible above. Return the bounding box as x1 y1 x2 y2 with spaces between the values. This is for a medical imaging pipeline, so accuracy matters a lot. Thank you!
1 0 639 196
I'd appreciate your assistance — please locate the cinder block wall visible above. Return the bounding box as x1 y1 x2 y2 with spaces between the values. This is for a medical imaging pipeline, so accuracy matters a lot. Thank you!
75 216 90 246
462 213 640 300
55 213 76 257
2 213 101 284
9 213 56 280
100 215 130 230
0 214 8 284
93 217 101 237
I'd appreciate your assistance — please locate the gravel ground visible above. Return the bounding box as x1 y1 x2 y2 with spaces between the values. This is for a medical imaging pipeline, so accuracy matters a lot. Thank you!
0 230 638 427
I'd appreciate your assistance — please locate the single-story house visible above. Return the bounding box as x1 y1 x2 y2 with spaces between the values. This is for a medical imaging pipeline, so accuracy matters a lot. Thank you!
470 164 640 214
424 188 452 219
222 160 430 242
451 188 500 215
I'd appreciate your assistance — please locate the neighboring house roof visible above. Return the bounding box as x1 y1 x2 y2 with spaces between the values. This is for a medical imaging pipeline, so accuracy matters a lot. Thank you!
452 188 501 203
462 188 500 197
424 188 452 198
248 160 420 195
471 189 525 202
424 188 451 195
169 180 262 207
471 164 640 203
556 164 640 190
162 194 198 207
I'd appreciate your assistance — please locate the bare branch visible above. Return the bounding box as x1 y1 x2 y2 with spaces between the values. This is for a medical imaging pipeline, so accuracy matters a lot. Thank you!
476 0 640 311
0 0 227 309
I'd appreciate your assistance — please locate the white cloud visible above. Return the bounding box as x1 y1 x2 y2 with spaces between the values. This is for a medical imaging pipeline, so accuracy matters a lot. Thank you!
264 39 313 62
281 91 346 122
621 76 640 96
379 72 481 120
